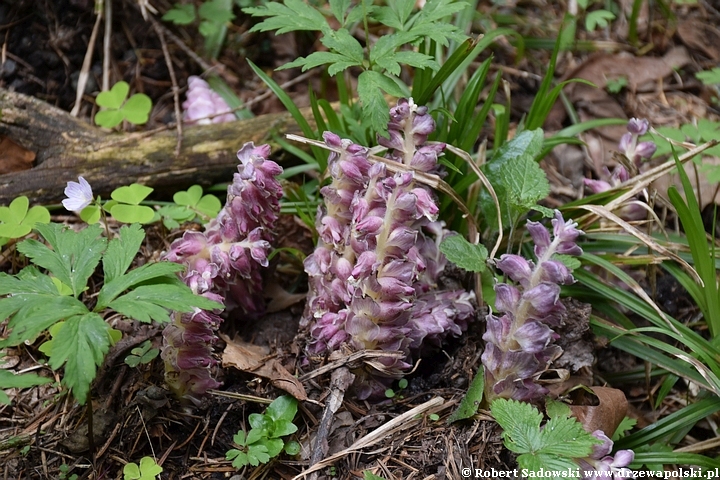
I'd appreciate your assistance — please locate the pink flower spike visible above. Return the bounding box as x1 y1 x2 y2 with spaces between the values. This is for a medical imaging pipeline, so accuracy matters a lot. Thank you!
62 176 94 213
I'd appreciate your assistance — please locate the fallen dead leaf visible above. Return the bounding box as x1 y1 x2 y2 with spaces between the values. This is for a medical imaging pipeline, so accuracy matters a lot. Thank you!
0 134 35 175
569 386 628 436
677 19 720 61
220 334 307 401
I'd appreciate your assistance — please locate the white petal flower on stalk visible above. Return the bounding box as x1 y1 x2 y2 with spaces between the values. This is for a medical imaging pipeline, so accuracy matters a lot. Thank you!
62 176 94 212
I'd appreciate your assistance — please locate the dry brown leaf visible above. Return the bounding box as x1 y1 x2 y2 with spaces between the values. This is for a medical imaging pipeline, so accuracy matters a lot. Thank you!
678 19 720 61
221 334 307 401
0 135 35 175
569 386 628 435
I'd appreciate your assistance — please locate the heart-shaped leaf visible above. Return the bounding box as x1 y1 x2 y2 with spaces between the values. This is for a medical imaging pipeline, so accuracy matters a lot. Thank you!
110 204 156 224
95 110 125 128
96 81 129 109
123 93 152 124
112 184 154 205
0 197 50 239
195 194 221 218
173 185 203 206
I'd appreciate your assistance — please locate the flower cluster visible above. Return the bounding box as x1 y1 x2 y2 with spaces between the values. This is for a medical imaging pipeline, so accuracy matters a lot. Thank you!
482 212 583 401
303 99 475 399
182 76 236 125
577 431 635 479
162 143 282 399
584 118 656 220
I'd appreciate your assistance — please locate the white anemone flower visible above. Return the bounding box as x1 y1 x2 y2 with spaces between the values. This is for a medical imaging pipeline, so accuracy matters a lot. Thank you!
62 176 94 212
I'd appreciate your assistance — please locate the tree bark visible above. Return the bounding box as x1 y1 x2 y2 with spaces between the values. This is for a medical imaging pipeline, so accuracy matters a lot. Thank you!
0 88 310 205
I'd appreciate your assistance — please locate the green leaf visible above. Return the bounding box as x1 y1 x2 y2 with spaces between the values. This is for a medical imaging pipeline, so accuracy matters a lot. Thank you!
103 224 145 283
226 449 249 469
96 262 185 309
357 71 407 137
18 223 106 298
94 110 125 128
233 430 247 446
405 0 469 45
254 437 284 457
329 0 352 25
266 395 299 424
112 184 154 205
0 370 51 402
284 440 301 455
123 462 141 480
245 0 329 34
439 235 487 273
198 0 236 24
491 399 600 474
585 9 616 31
162 3 196 25
96 81 129 109
48 313 111 404
110 204 156 224
138 456 162 479
108 283 223 323
0 197 50 239
499 153 550 211
373 0 415 30
246 443 270 465
363 471 385 480
80 204 102 224
447 365 484 423
696 67 720 85
320 28 364 64
122 94 152 125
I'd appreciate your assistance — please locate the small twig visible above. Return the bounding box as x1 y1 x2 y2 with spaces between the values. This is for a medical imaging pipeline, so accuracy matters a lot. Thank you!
102 0 112 92
71 7 103 116
151 18 183 156
299 350 406 382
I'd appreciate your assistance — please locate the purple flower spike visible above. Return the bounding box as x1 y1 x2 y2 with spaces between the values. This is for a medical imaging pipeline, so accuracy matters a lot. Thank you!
162 142 282 401
626 118 649 136
483 211 582 402
304 99 476 399
183 76 235 125
578 430 635 479
62 176 94 213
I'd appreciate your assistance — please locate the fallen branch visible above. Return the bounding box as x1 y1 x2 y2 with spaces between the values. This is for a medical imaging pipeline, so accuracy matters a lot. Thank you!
0 88 310 205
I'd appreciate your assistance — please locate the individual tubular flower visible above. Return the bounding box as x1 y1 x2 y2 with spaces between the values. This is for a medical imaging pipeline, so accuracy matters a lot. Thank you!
162 142 282 400
482 211 583 402
577 431 635 479
584 118 657 220
303 99 476 399
182 76 235 125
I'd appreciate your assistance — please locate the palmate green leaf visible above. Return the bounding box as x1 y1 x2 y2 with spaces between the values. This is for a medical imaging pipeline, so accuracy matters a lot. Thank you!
491 399 544 454
405 0 469 45
244 0 329 34
96 262 185 309
439 235 487 272
280 51 361 76
373 0 416 30
18 223 106 298
103 223 145 283
108 283 223 323
357 70 407 136
329 0 352 25
320 28 364 65
162 3 196 25
48 313 111 404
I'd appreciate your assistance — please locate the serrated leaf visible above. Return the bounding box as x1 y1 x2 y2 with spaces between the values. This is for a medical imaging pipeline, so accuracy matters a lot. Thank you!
96 262 185 309
122 93 152 125
585 9 615 31
112 184 154 205
439 235 487 272
373 0 416 30
18 223 106 298
491 399 544 453
448 366 484 423
48 313 111 404
162 3 196 25
108 283 223 323
104 224 145 283
329 0 351 25
406 0 469 45
319 28 364 65
357 71 407 136
96 81 129 109
245 0 329 34
499 154 550 211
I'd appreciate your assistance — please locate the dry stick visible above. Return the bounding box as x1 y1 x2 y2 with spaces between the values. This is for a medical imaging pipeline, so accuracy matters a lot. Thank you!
71 9 103 116
151 18 184 156
307 368 355 480
292 397 445 479
102 0 112 92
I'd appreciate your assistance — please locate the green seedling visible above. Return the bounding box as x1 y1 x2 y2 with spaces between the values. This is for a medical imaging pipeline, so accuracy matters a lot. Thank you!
59 463 78 480
123 456 162 480
696 68 720 85
95 81 152 128
124 340 159 368
226 395 300 469
105 184 156 224
606 76 628 94
585 9 615 30
0 196 51 244
384 378 408 399
0 223 221 404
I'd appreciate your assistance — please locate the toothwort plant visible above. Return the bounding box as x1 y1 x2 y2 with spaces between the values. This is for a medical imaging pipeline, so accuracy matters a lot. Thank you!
483 212 583 401
161 143 282 399
303 99 475 399
578 431 635 479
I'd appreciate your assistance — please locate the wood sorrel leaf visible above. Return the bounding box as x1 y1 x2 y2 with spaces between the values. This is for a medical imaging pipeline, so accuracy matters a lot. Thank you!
112 184 154 205
96 81 129 109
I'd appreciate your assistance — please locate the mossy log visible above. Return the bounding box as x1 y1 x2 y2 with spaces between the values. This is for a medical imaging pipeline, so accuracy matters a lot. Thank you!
0 88 310 205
